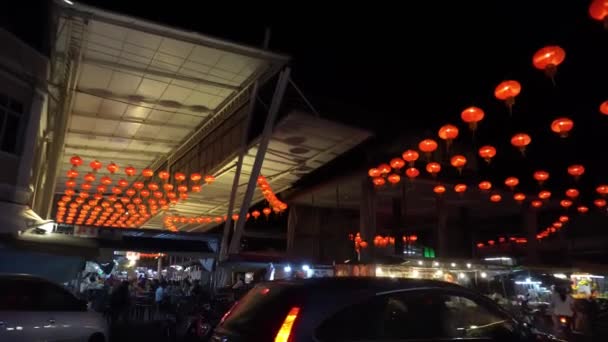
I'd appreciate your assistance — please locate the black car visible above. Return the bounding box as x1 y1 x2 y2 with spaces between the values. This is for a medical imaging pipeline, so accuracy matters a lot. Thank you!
212 277 559 342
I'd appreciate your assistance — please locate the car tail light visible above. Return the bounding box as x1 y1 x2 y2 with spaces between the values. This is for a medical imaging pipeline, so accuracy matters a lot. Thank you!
274 307 300 342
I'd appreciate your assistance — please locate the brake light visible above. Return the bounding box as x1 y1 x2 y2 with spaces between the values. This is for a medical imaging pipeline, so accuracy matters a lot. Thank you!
274 307 300 342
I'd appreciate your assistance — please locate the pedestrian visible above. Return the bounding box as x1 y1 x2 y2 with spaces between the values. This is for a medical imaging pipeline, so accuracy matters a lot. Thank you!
109 281 131 326
550 286 574 335
155 280 167 319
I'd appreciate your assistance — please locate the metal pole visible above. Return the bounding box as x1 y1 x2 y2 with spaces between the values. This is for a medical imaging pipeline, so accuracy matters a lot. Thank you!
218 82 259 261
228 68 291 254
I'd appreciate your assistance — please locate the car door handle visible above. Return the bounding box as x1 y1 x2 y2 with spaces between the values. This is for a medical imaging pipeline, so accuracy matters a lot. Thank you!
47 318 56 324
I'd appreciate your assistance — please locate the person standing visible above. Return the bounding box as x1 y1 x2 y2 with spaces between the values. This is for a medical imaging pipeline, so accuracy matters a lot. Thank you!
155 281 166 319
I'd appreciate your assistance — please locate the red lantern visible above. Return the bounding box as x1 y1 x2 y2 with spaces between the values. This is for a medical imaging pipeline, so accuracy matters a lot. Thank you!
177 185 188 192
163 183 174 192
126 188 136 197
100 176 112 185
389 158 405 170
560 199 573 208
433 185 446 195
106 162 118 174
478 181 492 191
368 168 381 178
387 174 400 185
553 222 563 229
532 45 566 81
66 169 79 178
191 184 202 192
595 199 607 208
409 235 418 242
578 205 589 214
461 106 484 131
511 133 531 154
504 177 519 190
490 194 502 203
65 180 76 188
450 155 467 173
147 183 159 191
405 167 420 180
125 166 136 177
190 173 202 182
596 185 608 196
204 175 215 184
133 181 144 190
117 179 129 188
84 173 96 183
140 189 150 198
531 200 543 208
477 243 485 248
601 100 608 115
372 177 386 187
565 189 580 199
378 163 391 175
513 193 526 202
539 191 552 200
454 184 467 193
158 171 170 181
550 118 574 138
533 171 549 185
142 168 154 178
425 162 441 176
494 80 521 113
89 160 102 171
559 215 569 223
263 207 272 217
418 139 438 156
478 145 496 163
174 172 186 182
402 150 419 165
568 164 585 180
438 124 459 145
252 210 261 219
70 155 83 168
488 240 496 246
112 186 122 195
589 0 608 28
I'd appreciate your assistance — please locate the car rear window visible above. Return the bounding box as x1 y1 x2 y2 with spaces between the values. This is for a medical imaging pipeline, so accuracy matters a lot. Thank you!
218 283 299 340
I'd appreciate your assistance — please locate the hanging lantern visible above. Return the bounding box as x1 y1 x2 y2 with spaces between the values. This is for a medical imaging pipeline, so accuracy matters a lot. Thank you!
378 163 391 175
158 171 170 181
162 183 173 192
560 199 573 208
231 214 239 221
450 155 467 173
454 184 467 193
494 80 521 114
597 185 608 196
125 166 136 177
174 172 186 182
84 173 96 183
142 168 154 178
418 139 438 158
550 118 574 138
117 179 129 188
89 160 102 171
389 158 405 170
190 173 202 182
478 145 496 163
252 210 261 219
578 205 589 214
425 162 441 177
166 192 177 199
559 215 569 223
433 185 446 195
461 106 485 131
490 194 502 203
478 181 492 191
177 185 188 192
565 189 580 199
553 222 563 229
132 182 144 191
106 162 118 174
112 186 122 195
533 170 550 185
204 175 215 184
191 184 202 192
532 45 566 83
70 155 83 168
511 133 531 154
94 193 103 200
513 193 526 202
372 177 386 186
263 207 272 217
67 169 79 178
595 199 607 208
147 182 159 191
141 189 150 198
438 124 459 146
368 168 381 178
568 164 585 180
539 190 552 200
126 188 136 197
504 177 519 190
589 0 608 28
100 176 112 185
531 200 543 208
65 180 76 188
387 174 401 185
477 242 485 248
65 189 75 196
405 167 420 180
402 150 419 166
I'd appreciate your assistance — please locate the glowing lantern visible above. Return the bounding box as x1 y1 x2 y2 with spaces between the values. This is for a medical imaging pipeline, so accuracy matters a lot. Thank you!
560 199 573 208
163 183 174 192
425 162 441 177
553 222 563 229
450 155 467 173
204 175 215 184
477 243 485 248
390 158 405 170
578 205 589 214
263 207 272 217
147 183 159 191
533 45 566 82
126 188 136 197
65 180 76 188
252 210 261 219
387 174 401 185
141 189 150 198
177 185 188 193
106 162 118 174
232 214 239 221
533 171 549 185
531 200 543 208
405 167 420 180
565 189 580 199
433 185 446 195
368 168 381 178
125 166 136 177
89 160 102 171
157 171 169 181
133 182 144 191
438 124 459 145
504 177 519 190
559 215 569 223
174 172 186 182
418 139 438 158
595 199 607 208
70 155 83 168
454 184 467 193
568 165 585 180
589 0 608 28
190 173 202 182
112 186 122 195
511 133 531 154
64 189 75 196
100 176 112 185
84 173 96 183
461 106 484 131
478 181 492 191
402 150 419 166
539 191 552 200
191 185 202 192
488 240 496 246
372 177 386 186
550 118 574 137
166 192 177 199
494 80 521 113
490 194 502 203
378 163 391 175
599 100 608 115
66 169 78 178
597 185 608 196
478 145 496 163
117 179 129 188
513 193 526 202
142 168 154 178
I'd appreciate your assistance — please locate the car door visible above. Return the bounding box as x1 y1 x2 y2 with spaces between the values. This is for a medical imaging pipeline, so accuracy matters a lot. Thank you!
37 281 92 342
314 288 528 341
0 278 50 342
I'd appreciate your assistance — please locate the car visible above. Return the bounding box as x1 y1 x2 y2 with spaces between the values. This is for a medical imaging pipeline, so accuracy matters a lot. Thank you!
212 277 560 342
0 274 108 342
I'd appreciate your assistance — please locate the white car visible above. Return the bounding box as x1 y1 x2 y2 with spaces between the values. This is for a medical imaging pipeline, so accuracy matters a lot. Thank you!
0 274 108 342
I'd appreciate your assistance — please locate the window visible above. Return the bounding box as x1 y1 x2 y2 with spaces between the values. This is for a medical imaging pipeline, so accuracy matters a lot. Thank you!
0 91 24 154
315 289 517 341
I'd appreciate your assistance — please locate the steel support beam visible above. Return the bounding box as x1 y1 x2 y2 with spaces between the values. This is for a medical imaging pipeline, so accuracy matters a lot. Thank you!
228 68 290 254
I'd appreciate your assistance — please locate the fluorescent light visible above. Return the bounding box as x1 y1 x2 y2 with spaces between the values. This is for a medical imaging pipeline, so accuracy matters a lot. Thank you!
480 272 487 278
417 260 423 266
466 263 471 269
571 274 604 279
433 261 439 267
451 263 456 267
283 265 292 273
376 267 383 275
63 0 74 5
553 273 567 279
484 257 512 261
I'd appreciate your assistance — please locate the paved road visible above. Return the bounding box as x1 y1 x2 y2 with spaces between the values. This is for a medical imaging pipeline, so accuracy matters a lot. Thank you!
111 321 170 342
